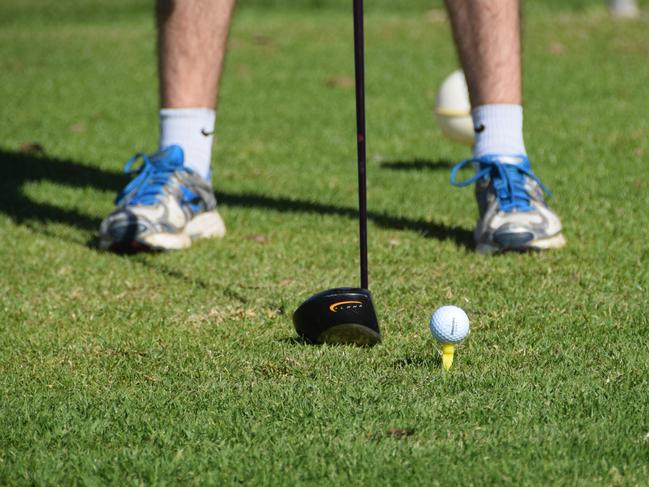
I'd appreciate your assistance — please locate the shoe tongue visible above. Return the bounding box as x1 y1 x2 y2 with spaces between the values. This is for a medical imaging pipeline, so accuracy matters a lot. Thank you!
485 154 529 168
152 145 185 168
481 155 532 210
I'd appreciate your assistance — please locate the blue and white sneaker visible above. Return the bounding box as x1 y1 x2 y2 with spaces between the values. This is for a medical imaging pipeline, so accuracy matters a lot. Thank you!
451 154 565 254
99 145 225 251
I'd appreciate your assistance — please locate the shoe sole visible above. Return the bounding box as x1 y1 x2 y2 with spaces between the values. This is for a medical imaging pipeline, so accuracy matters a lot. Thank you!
476 232 566 255
100 210 226 252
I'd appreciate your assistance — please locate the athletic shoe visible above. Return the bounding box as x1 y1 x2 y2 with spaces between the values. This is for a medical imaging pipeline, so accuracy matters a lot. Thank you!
99 145 225 251
450 154 565 254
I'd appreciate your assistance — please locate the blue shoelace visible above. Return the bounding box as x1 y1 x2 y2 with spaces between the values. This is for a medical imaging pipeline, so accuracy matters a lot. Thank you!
115 151 183 206
450 156 551 213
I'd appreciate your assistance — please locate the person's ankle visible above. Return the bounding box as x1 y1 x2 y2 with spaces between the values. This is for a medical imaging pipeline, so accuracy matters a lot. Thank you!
159 107 216 181
472 104 526 160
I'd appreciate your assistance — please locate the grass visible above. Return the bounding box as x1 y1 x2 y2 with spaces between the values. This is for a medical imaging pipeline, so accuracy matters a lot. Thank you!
1 1 649 485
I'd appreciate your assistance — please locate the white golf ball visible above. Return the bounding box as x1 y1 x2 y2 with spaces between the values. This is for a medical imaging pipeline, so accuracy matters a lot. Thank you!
434 70 475 147
429 305 470 344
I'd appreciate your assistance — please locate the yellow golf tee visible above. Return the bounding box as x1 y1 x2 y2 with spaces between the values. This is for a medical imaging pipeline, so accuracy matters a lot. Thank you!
441 343 455 370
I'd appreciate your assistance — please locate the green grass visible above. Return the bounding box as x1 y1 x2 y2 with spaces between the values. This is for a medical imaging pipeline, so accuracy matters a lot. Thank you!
2 2 649 485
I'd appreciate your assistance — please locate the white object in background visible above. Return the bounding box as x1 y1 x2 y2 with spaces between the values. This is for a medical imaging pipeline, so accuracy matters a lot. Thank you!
434 70 474 147
609 0 639 17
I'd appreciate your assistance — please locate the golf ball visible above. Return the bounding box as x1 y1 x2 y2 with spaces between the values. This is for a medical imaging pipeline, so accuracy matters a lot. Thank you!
429 305 470 344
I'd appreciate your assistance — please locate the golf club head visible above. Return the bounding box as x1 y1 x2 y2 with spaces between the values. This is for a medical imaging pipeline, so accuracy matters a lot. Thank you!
293 287 380 346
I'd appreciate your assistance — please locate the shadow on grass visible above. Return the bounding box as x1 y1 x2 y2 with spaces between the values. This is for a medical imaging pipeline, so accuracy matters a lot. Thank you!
277 336 384 348
216 190 472 248
130 256 252 303
379 158 455 172
0 148 472 249
393 354 441 368
0 147 124 231
276 336 311 345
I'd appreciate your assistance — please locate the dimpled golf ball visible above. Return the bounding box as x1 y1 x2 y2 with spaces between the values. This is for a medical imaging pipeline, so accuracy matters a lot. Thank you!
429 305 470 344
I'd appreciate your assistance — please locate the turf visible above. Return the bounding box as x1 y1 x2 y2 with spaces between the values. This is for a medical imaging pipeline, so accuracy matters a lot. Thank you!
1 1 649 485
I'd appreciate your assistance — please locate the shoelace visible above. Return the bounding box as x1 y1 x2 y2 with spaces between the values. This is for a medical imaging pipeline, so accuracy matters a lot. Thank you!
450 157 551 212
115 152 182 206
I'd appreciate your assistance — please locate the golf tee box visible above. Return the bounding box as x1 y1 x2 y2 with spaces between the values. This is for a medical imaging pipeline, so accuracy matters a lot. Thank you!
293 287 381 346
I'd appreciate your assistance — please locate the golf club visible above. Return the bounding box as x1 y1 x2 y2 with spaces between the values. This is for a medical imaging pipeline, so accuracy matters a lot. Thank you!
292 0 381 346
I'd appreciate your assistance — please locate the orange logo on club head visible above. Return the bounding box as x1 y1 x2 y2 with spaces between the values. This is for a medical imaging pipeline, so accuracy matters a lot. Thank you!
329 300 363 312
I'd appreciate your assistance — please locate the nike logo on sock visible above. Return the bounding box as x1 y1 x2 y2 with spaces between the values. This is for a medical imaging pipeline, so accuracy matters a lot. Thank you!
201 128 215 137
474 124 485 133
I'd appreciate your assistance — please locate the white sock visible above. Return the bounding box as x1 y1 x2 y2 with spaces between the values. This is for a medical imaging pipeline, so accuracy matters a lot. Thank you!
159 108 216 180
472 104 527 161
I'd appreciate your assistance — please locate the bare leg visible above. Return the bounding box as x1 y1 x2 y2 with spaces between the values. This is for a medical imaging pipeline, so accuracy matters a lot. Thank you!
444 0 521 106
444 1 565 253
99 1 235 252
157 0 236 108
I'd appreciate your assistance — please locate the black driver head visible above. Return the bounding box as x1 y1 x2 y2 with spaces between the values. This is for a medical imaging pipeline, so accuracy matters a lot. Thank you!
293 287 380 346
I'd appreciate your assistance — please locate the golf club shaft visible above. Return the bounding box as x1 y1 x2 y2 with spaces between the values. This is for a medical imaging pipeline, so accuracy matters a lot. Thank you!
353 0 368 290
